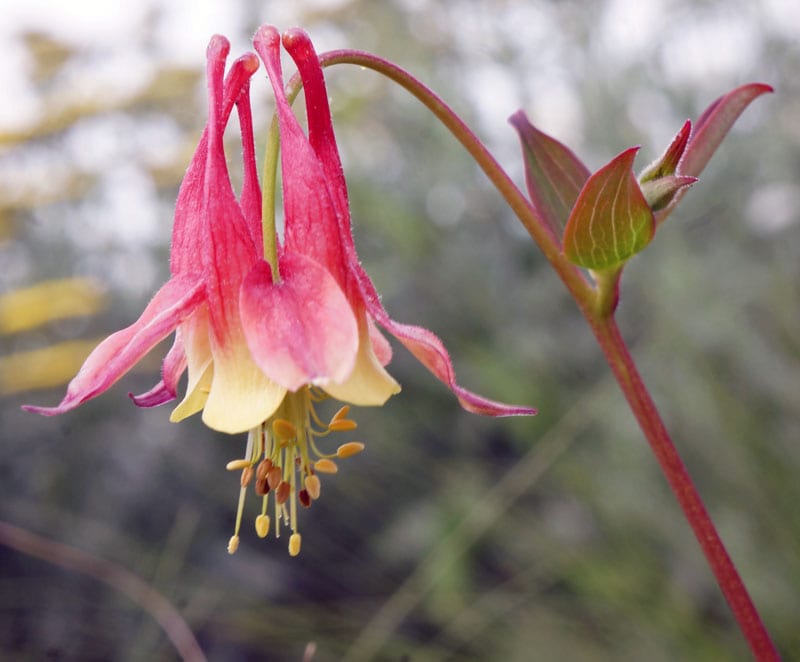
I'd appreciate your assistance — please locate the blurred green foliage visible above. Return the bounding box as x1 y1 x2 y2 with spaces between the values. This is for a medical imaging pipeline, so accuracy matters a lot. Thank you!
1 0 798 660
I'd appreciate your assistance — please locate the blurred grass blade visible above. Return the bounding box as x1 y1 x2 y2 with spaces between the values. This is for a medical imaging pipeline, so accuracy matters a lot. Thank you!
0 338 102 394
0 277 105 335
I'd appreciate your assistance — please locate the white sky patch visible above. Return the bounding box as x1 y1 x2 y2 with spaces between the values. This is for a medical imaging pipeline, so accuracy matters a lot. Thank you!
598 0 664 63
660 10 763 85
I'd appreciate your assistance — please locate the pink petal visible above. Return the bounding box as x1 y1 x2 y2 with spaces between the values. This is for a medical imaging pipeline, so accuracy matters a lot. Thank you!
129 329 188 407
200 37 260 348
235 74 263 250
240 255 358 392
375 315 537 417
280 27 535 417
24 276 204 416
282 28 350 221
368 316 393 367
253 26 349 286
171 46 259 276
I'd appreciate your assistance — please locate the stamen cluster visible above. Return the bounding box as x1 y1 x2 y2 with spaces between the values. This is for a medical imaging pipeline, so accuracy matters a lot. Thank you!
225 388 364 556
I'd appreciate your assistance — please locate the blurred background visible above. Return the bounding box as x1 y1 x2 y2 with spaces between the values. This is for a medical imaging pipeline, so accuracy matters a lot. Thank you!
1 0 798 659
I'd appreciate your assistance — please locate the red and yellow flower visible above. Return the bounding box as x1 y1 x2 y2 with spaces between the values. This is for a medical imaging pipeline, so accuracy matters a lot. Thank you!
26 27 535 555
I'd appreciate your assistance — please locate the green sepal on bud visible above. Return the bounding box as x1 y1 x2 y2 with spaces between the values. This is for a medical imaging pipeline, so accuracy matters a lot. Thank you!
562 147 654 271
639 119 691 182
641 175 698 212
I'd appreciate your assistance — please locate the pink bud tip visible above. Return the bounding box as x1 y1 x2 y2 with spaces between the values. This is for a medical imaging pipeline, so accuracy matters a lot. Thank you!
254 24 280 51
207 34 230 61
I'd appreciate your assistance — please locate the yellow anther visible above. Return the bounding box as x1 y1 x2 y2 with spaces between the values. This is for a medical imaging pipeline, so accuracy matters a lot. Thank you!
314 458 339 474
272 418 297 440
336 441 365 458
304 474 321 500
227 535 240 555
328 419 358 432
255 514 270 538
226 459 251 471
330 405 351 424
289 533 302 557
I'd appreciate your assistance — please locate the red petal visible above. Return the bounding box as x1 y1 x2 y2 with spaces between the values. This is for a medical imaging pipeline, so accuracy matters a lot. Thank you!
24 276 204 416
129 329 188 407
240 255 359 392
282 28 350 221
254 26 348 286
171 48 259 276
375 315 537 417
279 28 535 417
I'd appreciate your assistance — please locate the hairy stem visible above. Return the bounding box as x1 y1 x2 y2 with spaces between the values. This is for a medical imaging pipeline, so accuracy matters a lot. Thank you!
590 317 780 661
320 49 780 659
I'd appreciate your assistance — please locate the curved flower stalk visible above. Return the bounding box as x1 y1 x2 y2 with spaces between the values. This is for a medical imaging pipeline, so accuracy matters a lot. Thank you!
24 28 534 555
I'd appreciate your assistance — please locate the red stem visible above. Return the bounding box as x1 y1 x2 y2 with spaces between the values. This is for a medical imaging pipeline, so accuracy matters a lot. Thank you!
319 48 781 659
591 317 780 661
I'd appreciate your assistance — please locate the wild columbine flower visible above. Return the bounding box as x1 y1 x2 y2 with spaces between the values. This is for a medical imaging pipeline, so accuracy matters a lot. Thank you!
25 28 535 555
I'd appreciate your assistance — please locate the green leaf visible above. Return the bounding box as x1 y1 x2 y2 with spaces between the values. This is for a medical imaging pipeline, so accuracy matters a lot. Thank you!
510 110 590 237
563 147 654 270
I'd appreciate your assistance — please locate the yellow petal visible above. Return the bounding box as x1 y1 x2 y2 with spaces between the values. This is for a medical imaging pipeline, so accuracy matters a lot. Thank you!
170 313 213 422
170 359 212 422
202 339 286 434
324 319 400 406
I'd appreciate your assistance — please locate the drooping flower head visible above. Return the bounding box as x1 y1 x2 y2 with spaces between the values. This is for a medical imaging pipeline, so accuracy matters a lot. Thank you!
25 27 536 556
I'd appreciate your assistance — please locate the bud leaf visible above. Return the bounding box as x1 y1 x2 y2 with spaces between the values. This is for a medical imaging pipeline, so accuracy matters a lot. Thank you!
510 110 590 236
563 147 654 270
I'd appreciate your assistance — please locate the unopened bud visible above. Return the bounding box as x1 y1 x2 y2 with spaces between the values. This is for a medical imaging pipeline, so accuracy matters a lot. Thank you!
641 175 698 212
